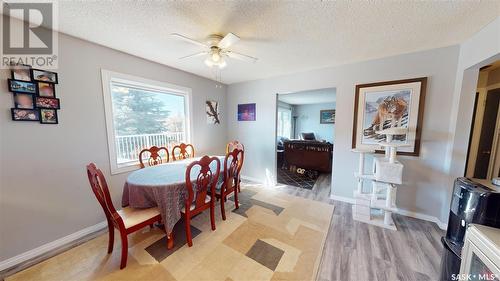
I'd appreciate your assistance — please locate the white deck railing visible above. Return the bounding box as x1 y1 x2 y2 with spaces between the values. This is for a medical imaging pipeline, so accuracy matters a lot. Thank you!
116 132 185 164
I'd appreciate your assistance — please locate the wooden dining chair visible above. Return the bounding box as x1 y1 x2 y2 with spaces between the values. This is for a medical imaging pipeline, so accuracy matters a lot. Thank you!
172 143 195 161
226 141 245 192
139 146 169 168
215 149 244 220
86 163 161 269
226 140 245 154
182 156 220 247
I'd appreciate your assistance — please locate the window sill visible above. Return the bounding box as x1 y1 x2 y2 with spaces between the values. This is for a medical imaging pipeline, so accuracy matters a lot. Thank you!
111 162 141 175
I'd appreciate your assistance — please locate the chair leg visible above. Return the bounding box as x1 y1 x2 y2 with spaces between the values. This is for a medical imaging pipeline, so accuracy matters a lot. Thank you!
185 215 193 247
234 190 239 210
149 223 154 229
119 232 128 269
210 203 216 231
167 232 174 249
107 220 114 254
220 196 226 221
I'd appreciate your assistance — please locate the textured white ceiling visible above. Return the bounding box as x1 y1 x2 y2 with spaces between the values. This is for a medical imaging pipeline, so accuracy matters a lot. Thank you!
34 1 500 83
279 88 336 105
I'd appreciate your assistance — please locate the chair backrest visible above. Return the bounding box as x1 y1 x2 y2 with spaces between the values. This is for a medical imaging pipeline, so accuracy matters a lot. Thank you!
185 156 220 212
222 149 244 193
139 146 169 168
86 163 124 228
226 140 244 154
172 143 195 161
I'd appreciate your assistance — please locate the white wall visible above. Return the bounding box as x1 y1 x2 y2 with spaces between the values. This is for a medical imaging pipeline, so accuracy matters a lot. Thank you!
0 21 227 261
294 103 336 142
227 45 460 224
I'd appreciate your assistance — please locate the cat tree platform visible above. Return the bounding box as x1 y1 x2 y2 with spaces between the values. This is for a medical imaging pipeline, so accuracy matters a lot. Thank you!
352 205 397 231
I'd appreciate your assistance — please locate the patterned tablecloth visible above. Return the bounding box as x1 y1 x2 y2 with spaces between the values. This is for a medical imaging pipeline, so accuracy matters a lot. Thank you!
122 156 224 233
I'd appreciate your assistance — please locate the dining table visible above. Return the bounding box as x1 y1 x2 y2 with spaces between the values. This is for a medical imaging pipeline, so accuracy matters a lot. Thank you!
122 156 225 249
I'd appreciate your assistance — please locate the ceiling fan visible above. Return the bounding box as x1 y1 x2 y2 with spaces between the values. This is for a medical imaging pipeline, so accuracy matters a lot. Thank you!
171 33 258 69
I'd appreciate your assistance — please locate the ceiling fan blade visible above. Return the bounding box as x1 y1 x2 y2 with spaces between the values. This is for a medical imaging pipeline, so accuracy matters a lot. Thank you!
218 33 240 49
178 51 208 60
171 33 208 48
226 51 258 63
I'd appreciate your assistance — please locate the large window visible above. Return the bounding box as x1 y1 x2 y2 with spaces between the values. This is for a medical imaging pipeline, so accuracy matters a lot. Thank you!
277 106 292 139
102 70 191 174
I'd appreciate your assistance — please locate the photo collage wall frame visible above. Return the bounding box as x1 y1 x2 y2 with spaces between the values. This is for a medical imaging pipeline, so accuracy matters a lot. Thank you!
8 64 60 124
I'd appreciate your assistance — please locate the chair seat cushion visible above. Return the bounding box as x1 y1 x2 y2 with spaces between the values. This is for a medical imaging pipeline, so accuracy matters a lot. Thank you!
215 177 224 193
181 195 211 213
118 206 160 229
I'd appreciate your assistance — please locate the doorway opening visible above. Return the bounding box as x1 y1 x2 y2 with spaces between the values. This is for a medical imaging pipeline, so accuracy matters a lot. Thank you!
275 88 335 198
466 60 500 182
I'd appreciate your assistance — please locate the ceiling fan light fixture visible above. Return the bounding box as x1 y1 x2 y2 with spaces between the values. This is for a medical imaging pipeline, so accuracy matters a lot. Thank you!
174 32 258 70
205 55 227 69
212 52 221 62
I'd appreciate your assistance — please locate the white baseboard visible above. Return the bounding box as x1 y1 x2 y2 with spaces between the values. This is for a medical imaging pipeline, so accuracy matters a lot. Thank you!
396 208 448 230
330 194 448 230
0 221 107 272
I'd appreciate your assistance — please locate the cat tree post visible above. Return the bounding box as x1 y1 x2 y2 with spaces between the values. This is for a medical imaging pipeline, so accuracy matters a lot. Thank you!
383 184 396 225
357 152 364 193
352 148 375 194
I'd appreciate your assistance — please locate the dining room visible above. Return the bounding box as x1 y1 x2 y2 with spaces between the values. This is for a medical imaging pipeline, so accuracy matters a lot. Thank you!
0 13 335 281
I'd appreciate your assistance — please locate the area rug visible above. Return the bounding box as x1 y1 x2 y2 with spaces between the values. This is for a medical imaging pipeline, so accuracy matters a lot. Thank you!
7 183 334 281
277 168 318 190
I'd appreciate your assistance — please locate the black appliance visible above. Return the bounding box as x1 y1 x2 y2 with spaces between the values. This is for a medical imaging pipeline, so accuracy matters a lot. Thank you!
440 177 500 280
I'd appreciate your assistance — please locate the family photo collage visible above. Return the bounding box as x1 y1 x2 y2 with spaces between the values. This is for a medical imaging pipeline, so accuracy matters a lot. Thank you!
9 64 60 124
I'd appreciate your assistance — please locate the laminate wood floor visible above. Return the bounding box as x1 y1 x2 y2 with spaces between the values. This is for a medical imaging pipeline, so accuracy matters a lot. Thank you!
272 176 445 281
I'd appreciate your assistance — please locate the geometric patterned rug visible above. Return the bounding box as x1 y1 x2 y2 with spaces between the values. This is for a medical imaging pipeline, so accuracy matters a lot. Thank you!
144 189 285 263
277 168 318 190
6 183 334 281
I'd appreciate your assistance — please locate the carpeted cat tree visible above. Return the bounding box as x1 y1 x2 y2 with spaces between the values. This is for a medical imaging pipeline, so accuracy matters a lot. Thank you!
351 127 408 231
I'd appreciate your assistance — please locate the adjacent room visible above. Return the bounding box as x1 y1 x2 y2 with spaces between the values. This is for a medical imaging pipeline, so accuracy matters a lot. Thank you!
276 89 335 196
1 1 500 281
466 60 500 182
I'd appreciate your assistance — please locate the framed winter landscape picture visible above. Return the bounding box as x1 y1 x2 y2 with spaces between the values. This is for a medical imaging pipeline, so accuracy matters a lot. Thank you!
352 77 427 156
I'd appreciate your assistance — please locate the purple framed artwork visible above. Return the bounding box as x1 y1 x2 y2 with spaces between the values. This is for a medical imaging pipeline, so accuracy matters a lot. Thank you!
237 103 256 121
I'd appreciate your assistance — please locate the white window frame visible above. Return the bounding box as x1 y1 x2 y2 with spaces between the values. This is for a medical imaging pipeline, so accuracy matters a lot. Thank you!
277 105 292 139
101 69 193 175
